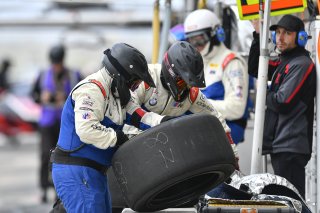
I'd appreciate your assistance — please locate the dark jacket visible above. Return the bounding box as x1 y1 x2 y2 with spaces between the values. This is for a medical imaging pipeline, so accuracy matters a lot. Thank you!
248 32 316 156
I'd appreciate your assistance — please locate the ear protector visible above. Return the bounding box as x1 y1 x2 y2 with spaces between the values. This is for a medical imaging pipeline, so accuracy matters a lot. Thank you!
271 30 309 47
212 26 225 44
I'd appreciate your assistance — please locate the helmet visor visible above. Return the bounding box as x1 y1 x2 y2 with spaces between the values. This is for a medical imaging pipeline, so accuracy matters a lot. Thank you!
127 78 142 91
187 33 209 48
176 77 188 97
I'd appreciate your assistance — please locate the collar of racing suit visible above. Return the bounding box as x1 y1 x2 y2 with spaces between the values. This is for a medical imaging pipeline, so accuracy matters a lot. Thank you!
202 42 227 63
100 68 131 107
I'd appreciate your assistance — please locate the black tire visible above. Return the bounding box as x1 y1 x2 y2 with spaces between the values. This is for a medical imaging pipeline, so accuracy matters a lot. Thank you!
112 114 236 212
107 168 127 209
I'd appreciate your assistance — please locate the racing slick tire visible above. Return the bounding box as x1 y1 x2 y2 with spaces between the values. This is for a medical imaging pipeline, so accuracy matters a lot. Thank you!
112 114 236 212
108 163 197 210
108 168 127 210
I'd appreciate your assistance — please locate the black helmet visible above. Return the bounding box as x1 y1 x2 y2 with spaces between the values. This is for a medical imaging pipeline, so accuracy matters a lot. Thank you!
103 43 155 87
103 43 155 106
161 41 205 102
49 45 65 64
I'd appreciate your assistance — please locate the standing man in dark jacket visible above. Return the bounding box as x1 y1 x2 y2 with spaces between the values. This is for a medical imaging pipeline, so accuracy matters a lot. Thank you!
248 15 316 198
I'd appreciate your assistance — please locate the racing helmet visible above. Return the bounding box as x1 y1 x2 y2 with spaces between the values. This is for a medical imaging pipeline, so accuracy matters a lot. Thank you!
49 44 65 64
161 41 205 102
103 43 155 106
103 43 155 88
184 9 225 56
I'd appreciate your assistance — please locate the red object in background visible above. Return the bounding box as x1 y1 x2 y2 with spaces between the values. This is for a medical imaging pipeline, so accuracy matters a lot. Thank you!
0 114 35 136
0 92 40 138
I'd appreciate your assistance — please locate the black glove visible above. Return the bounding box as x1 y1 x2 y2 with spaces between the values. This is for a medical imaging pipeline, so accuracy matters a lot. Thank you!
115 130 129 146
160 116 176 123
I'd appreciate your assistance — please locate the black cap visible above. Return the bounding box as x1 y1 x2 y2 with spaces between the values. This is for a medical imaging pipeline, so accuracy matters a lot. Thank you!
49 45 65 64
269 15 304 32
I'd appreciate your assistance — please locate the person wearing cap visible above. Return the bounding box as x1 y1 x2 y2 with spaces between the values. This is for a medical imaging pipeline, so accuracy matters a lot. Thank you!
183 9 250 146
31 44 83 203
248 15 316 198
50 43 168 212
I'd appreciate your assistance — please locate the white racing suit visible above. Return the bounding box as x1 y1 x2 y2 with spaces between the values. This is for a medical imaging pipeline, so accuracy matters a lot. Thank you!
201 43 249 144
52 68 164 213
126 64 238 157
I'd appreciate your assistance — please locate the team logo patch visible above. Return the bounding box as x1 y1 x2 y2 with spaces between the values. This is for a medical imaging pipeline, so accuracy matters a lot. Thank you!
81 94 94 106
82 112 91 119
79 107 93 112
209 63 218 75
235 86 243 98
82 99 94 107
209 70 216 74
209 63 219 68
228 69 243 78
149 98 157 106
172 102 182 108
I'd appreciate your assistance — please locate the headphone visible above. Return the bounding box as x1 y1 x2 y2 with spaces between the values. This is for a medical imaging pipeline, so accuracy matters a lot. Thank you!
212 26 225 44
271 30 309 47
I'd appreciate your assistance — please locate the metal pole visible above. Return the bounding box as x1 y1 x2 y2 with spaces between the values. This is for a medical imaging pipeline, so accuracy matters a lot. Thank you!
152 0 160 64
258 0 268 173
250 0 271 174
197 0 207 9
157 0 171 63
315 17 320 213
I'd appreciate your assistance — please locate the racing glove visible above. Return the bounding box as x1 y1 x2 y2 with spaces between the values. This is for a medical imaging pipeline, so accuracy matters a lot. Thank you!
226 132 240 170
116 130 129 146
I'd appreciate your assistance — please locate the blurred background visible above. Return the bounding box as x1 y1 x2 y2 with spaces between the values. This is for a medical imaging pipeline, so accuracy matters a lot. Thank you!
0 0 183 92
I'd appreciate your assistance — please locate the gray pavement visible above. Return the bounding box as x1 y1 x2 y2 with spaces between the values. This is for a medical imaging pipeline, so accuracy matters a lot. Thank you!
0 133 53 213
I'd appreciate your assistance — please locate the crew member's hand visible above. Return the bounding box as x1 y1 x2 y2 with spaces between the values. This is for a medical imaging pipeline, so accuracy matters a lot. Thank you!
251 19 260 34
116 130 129 146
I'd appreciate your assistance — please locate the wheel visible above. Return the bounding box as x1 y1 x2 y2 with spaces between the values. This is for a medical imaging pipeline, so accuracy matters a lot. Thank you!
107 168 127 209
112 114 236 212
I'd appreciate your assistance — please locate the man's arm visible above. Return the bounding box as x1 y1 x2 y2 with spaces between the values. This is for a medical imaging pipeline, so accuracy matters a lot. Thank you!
248 31 260 78
73 83 119 149
125 95 165 131
248 20 279 80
